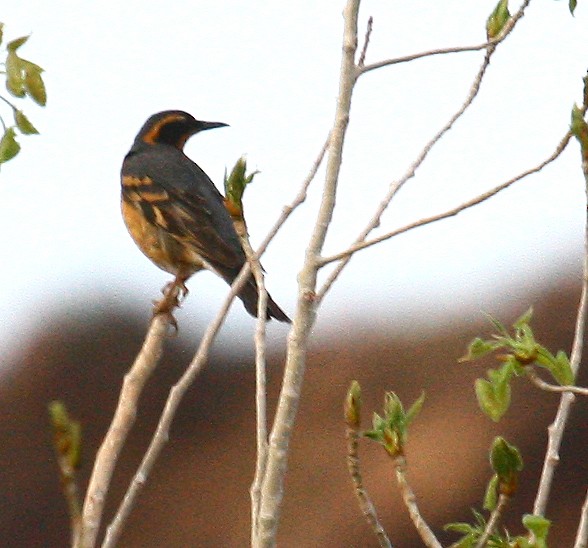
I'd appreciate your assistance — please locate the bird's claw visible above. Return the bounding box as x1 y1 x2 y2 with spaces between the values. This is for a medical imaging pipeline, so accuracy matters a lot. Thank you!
152 278 188 332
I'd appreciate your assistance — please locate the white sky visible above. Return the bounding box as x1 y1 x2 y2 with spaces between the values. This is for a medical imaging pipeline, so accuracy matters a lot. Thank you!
1 1 587 355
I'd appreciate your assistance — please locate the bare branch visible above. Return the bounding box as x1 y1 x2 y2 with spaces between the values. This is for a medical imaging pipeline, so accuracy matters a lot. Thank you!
527 368 588 397
346 425 392 547
359 0 531 75
357 16 373 68
317 57 493 299
76 288 179 548
393 455 442 548
316 1 535 303
574 486 588 548
102 264 253 548
257 1 361 545
533 100 588 520
475 494 510 548
319 130 573 267
232 217 271 546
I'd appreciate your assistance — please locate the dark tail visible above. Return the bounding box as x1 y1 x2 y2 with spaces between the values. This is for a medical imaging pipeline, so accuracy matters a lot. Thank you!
219 268 290 322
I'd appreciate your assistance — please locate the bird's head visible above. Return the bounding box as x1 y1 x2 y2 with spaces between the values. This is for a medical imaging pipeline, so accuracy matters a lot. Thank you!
135 110 228 150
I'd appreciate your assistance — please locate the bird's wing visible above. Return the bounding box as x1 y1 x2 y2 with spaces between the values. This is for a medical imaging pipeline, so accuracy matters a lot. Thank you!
121 160 245 269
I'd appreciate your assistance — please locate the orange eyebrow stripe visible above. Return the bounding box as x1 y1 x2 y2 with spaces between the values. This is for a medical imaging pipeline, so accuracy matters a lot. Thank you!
142 113 186 144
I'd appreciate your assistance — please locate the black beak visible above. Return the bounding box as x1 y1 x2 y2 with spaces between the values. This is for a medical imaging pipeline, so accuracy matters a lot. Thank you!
196 120 229 132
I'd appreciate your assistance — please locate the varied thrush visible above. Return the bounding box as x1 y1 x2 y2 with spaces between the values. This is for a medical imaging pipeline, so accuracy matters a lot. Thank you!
121 110 290 322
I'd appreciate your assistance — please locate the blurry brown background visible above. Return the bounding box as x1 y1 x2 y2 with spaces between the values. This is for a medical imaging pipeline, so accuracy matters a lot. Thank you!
1 273 587 547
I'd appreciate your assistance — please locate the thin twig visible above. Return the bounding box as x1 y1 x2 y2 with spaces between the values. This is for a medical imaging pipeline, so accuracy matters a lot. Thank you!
574 486 588 548
357 16 373 68
257 2 361 545
234 218 271 547
533 101 588 522
76 288 179 548
572 101 588 548
359 0 531 75
393 455 442 548
316 13 534 301
475 494 510 548
346 425 392 547
319 129 573 267
527 368 588 397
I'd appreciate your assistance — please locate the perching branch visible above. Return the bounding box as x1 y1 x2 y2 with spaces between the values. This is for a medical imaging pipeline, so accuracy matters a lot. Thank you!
76 285 181 548
102 264 253 548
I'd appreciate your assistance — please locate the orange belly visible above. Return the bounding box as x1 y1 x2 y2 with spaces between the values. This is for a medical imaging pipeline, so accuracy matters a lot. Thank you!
121 198 204 277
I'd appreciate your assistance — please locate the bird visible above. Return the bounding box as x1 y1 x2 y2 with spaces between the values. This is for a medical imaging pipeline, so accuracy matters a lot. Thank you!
120 110 290 322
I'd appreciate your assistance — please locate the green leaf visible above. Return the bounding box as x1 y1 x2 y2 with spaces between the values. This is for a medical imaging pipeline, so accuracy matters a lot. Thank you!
405 391 425 425
24 65 47 106
486 0 511 39
569 0 577 15
484 312 509 337
490 436 523 483
0 127 21 163
483 474 499 510
444 522 475 534
522 514 550 545
6 35 29 51
0 23 4 46
384 392 404 424
5 50 26 98
551 350 575 386
14 110 38 134
459 337 500 362
475 377 510 421
571 104 588 155
474 363 513 422
513 306 533 330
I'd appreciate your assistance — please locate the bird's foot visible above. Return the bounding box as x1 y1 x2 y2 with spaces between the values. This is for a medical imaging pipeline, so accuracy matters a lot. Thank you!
153 277 188 331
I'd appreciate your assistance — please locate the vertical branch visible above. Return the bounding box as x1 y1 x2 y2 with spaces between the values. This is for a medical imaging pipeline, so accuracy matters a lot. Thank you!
234 218 270 546
256 1 362 545
574 486 588 548
533 100 588 519
572 99 588 548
